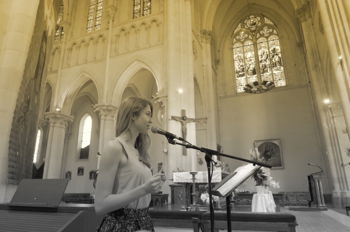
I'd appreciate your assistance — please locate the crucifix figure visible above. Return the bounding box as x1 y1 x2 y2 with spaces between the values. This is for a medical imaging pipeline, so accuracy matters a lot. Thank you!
171 109 207 155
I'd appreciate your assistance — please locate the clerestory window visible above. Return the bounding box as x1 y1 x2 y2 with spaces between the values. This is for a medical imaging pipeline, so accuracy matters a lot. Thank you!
232 14 286 93
133 0 152 19
87 0 104 33
55 2 64 40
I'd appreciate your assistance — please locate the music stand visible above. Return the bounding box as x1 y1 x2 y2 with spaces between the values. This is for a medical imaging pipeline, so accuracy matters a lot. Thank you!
212 164 262 231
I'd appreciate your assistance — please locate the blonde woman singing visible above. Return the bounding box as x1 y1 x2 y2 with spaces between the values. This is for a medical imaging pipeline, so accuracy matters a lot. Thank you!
95 97 163 232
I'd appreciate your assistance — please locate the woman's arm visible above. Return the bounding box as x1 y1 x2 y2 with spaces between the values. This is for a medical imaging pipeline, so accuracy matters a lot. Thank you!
94 140 161 217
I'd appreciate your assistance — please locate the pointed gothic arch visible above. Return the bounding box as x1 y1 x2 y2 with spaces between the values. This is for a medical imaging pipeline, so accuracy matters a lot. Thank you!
63 81 99 193
111 59 162 105
122 84 142 99
204 0 298 30
60 71 100 113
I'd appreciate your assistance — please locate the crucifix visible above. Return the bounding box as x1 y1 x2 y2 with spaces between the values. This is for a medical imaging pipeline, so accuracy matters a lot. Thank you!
171 109 207 156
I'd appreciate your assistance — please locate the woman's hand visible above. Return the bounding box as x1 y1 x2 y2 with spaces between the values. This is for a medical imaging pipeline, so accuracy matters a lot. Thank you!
142 174 163 194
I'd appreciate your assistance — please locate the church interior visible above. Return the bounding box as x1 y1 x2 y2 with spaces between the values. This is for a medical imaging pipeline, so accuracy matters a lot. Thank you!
1 0 350 231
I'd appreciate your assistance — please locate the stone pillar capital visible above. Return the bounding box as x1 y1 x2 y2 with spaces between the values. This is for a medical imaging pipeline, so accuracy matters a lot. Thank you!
94 104 118 120
296 1 312 22
200 30 212 43
38 118 49 128
152 92 167 107
152 94 168 122
44 112 73 128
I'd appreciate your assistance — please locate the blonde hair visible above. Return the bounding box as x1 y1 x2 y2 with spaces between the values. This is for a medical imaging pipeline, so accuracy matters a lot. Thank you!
116 97 153 167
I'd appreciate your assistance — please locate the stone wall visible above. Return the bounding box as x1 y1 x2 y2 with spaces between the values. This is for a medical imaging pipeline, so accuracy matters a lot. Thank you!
7 1 49 184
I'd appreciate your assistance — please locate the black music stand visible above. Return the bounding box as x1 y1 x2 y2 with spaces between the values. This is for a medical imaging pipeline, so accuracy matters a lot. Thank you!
212 164 262 231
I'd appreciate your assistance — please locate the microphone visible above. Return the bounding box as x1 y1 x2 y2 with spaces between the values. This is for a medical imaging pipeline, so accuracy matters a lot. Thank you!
151 127 183 141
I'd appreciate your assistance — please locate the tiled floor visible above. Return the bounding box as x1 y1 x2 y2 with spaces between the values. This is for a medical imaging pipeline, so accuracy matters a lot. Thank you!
155 207 350 232
283 207 350 232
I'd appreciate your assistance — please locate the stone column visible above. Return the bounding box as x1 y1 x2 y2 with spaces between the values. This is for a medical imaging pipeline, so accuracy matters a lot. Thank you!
166 0 196 173
200 30 218 150
52 19 70 109
0 0 40 202
102 5 116 103
324 104 350 206
94 104 118 169
43 112 73 179
298 8 329 206
318 0 350 139
297 0 350 207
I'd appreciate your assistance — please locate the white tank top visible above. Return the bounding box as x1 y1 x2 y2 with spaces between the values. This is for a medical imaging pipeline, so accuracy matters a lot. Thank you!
112 137 152 209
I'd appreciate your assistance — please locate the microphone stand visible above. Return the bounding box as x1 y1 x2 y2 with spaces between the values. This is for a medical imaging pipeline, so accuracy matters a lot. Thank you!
166 137 270 232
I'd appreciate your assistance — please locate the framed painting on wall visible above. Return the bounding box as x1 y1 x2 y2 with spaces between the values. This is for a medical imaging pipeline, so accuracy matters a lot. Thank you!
254 139 284 169
65 171 72 180
77 167 84 176
89 170 97 180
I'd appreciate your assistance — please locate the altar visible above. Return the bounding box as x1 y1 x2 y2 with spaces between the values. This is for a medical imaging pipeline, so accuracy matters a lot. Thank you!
170 170 224 208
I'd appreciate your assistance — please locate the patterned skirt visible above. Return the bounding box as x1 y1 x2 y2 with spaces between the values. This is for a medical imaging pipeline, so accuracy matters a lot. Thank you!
97 208 154 232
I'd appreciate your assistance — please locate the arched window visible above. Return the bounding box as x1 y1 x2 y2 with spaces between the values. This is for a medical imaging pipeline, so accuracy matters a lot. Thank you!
233 14 286 93
54 2 64 41
33 129 42 163
78 114 92 159
87 0 104 33
133 0 152 19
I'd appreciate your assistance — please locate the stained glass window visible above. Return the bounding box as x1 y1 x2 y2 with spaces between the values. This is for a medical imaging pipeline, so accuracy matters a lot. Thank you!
87 0 104 33
54 3 64 41
143 0 152 16
133 0 152 19
233 15 286 93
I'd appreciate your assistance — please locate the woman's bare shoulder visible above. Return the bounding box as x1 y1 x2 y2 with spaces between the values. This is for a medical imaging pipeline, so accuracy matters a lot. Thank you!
108 138 123 149
103 138 123 158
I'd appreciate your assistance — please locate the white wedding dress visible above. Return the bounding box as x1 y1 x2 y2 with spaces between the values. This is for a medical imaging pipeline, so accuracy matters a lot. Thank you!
251 185 276 213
